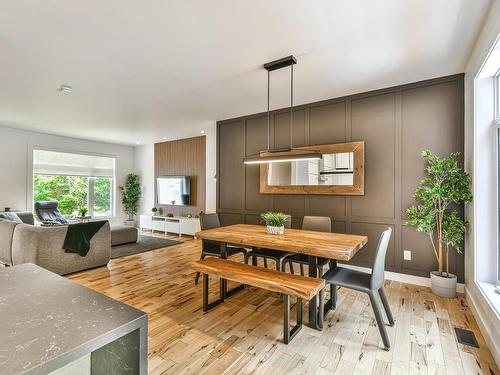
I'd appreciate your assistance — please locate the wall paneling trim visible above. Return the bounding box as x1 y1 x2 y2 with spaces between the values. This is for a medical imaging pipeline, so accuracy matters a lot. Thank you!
216 74 465 281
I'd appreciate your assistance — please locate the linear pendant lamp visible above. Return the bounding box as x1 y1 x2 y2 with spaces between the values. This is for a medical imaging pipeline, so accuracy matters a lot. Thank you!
243 55 322 165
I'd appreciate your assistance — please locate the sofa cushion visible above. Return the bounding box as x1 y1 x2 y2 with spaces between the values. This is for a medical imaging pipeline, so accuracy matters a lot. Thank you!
15 211 35 225
111 226 138 246
0 212 22 224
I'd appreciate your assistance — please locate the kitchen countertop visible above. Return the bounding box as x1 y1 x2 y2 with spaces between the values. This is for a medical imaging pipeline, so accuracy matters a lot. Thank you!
0 263 147 375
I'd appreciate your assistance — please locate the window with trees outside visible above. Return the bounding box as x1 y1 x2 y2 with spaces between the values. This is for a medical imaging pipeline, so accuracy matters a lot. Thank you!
33 149 115 218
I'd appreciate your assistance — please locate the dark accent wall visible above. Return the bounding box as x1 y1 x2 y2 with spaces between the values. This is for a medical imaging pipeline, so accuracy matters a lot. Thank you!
155 136 206 217
216 74 464 282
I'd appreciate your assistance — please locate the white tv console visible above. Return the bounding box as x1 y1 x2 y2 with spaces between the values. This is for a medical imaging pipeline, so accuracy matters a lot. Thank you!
139 215 201 237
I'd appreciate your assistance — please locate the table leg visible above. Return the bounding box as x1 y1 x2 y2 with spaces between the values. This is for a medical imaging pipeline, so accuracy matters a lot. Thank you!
308 255 321 330
324 260 337 318
219 242 245 298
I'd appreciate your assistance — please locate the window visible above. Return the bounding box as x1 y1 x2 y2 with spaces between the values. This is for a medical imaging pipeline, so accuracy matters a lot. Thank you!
33 149 115 218
497 71 500 286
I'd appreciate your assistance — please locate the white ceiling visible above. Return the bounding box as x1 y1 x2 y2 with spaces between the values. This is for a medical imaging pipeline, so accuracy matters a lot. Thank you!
0 0 492 145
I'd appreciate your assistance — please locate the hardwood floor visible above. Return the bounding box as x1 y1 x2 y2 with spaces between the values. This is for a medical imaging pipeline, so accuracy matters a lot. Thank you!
68 234 499 375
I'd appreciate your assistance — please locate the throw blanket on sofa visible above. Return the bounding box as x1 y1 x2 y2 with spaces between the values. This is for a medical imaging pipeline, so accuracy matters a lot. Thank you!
63 221 107 256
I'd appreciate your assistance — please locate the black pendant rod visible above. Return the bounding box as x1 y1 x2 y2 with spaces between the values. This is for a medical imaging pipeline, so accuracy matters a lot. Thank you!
263 55 297 152
267 69 270 151
290 63 294 149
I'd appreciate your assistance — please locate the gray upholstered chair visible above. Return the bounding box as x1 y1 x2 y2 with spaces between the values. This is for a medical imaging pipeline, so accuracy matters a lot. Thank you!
244 215 293 271
283 216 331 275
322 227 395 350
34 201 68 224
194 213 250 284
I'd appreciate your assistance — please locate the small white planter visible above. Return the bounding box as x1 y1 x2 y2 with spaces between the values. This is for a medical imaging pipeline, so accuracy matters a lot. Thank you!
430 271 457 298
266 225 285 235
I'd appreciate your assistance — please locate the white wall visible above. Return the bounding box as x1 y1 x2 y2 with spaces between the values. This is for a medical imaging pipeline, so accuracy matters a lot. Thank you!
0 125 135 224
133 122 217 216
464 0 500 367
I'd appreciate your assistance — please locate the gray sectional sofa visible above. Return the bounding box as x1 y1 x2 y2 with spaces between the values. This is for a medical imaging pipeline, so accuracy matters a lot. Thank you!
0 212 111 275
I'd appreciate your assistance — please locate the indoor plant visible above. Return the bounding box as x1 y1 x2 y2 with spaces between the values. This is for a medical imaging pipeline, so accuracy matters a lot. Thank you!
78 207 88 217
119 174 141 225
406 150 472 298
261 211 289 235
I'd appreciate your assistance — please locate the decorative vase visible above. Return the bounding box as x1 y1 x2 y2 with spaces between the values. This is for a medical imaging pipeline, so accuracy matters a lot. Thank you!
124 219 135 227
430 271 457 298
266 225 285 235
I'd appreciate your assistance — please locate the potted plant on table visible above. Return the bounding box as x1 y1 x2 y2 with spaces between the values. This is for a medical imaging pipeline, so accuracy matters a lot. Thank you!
261 211 289 235
119 174 141 226
78 207 88 217
406 150 472 298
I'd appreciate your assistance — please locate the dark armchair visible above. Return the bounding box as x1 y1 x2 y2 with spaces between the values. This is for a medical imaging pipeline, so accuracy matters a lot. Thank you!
34 201 68 224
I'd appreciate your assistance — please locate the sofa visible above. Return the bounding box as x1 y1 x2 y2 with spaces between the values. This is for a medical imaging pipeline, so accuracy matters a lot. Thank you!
0 211 111 275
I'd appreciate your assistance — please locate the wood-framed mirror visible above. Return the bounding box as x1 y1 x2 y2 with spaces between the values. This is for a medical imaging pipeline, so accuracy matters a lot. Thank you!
259 141 365 195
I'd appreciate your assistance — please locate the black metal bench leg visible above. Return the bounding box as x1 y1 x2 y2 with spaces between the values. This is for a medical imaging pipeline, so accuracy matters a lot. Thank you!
317 288 324 328
283 296 303 344
202 273 224 312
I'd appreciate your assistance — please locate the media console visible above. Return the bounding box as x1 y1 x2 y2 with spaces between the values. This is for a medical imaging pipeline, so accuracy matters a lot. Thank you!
139 215 201 237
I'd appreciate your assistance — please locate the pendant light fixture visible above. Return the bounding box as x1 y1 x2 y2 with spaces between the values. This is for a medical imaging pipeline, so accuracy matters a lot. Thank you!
243 55 322 164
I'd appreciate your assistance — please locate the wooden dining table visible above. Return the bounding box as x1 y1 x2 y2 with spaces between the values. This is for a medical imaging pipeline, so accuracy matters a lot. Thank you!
195 223 368 330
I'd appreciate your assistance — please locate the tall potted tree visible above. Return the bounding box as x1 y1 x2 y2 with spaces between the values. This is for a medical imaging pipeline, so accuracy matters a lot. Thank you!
119 174 141 226
406 150 472 298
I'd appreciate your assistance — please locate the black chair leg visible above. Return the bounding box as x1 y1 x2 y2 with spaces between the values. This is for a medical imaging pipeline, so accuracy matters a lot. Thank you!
195 253 206 285
276 259 282 271
369 292 391 351
378 287 395 326
331 284 337 309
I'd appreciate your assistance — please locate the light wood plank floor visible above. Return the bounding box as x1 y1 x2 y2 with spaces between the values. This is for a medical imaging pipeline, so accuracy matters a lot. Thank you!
68 234 499 375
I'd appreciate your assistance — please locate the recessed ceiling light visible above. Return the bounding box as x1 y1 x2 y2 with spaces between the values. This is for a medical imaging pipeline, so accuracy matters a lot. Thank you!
163 136 167 140
200 130 205 134
136 141 140 145
57 84 72 93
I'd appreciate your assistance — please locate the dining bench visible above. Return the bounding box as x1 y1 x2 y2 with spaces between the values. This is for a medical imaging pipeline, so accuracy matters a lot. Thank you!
194 257 325 344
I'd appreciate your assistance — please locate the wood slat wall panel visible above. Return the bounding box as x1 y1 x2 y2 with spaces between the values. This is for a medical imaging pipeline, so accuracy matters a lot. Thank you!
154 135 205 217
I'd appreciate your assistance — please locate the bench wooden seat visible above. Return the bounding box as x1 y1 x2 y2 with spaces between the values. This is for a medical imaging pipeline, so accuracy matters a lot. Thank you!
194 257 325 344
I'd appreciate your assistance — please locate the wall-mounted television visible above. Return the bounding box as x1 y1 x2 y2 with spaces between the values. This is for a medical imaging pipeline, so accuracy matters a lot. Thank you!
156 176 191 206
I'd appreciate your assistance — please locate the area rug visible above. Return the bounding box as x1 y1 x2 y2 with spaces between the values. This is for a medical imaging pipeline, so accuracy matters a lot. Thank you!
111 235 182 259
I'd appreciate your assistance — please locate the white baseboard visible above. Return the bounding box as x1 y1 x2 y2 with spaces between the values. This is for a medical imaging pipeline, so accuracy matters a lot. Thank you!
465 283 500 368
340 264 465 293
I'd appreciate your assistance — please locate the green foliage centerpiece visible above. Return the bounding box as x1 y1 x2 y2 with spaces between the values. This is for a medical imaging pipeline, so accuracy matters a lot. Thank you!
119 174 141 222
406 150 472 298
261 211 289 235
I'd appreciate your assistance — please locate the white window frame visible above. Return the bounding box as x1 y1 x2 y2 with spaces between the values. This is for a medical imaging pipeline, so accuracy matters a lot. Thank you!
496 70 500 286
88 176 115 219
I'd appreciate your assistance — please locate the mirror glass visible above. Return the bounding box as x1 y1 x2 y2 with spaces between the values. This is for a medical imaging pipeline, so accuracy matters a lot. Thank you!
267 152 354 186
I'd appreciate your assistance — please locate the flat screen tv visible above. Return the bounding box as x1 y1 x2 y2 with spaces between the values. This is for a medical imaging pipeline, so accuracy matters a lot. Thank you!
156 176 191 206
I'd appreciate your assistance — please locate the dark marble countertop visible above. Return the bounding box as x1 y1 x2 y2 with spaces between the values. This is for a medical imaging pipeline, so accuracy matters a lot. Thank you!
0 263 147 375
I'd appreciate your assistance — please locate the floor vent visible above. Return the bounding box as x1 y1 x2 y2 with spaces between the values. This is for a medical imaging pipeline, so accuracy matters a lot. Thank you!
454 327 479 348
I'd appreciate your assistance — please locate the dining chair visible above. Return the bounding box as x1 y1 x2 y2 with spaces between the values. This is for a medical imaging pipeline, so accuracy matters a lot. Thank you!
283 216 331 276
194 213 250 285
321 227 395 350
244 215 293 271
